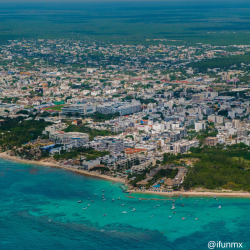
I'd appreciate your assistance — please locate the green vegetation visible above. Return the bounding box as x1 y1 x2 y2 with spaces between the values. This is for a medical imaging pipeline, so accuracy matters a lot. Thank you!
181 144 250 191
64 124 119 140
0 117 51 151
189 54 250 71
43 105 66 111
87 112 120 122
196 129 218 143
53 147 109 161
1 2 250 45
147 168 178 186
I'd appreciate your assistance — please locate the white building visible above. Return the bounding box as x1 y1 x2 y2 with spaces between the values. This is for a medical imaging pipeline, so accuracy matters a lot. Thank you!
61 104 96 116
195 122 205 132
50 131 89 147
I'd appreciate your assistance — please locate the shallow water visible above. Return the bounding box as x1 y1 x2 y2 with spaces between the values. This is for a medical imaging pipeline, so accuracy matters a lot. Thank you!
0 159 249 250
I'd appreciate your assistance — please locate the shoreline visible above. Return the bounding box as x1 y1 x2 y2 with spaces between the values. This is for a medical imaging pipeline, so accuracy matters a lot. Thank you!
0 152 126 184
1 152 250 198
129 189 250 198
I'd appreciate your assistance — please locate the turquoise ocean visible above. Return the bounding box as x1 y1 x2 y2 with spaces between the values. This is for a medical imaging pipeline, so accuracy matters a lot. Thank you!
0 158 249 250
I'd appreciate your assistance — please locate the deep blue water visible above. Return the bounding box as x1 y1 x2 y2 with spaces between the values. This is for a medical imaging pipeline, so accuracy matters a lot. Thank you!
0 158 250 250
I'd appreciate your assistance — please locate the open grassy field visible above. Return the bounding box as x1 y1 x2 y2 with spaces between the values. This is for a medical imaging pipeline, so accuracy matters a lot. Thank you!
1 1 250 45
43 105 65 111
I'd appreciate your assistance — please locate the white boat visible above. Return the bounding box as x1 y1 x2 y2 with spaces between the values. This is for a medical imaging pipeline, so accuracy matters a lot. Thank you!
103 214 107 216
157 205 160 207
122 211 127 214
91 200 95 203
78 201 82 203
121 204 125 206
172 206 175 210
88 204 91 206
83 207 87 210
103 199 106 201
112 199 114 202
169 216 171 219
132 208 136 212
103 190 105 192
218 206 221 209
118 197 120 200
195 218 199 220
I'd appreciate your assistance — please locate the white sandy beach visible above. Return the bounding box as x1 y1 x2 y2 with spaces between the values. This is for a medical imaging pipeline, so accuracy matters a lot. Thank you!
0 152 126 184
129 189 250 198
1 152 250 198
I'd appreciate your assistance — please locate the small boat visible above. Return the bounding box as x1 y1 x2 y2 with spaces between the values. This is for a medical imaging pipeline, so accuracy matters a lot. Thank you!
214 196 217 199
182 217 185 220
157 205 160 207
103 190 105 192
102 194 105 196
172 206 175 210
129 206 133 209
118 197 120 200
122 211 127 214
169 216 171 219
139 199 141 201
173 200 175 203
91 200 95 203
132 208 136 212
207 212 209 215
151 215 154 217
78 201 82 203
218 206 221 209
83 207 87 210
112 199 114 202
88 204 90 206
103 199 106 201
103 214 107 216
121 204 125 206
191 196 193 198
88 198 90 200
182 204 184 207
195 218 199 220
173 211 176 214
94 194 97 196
